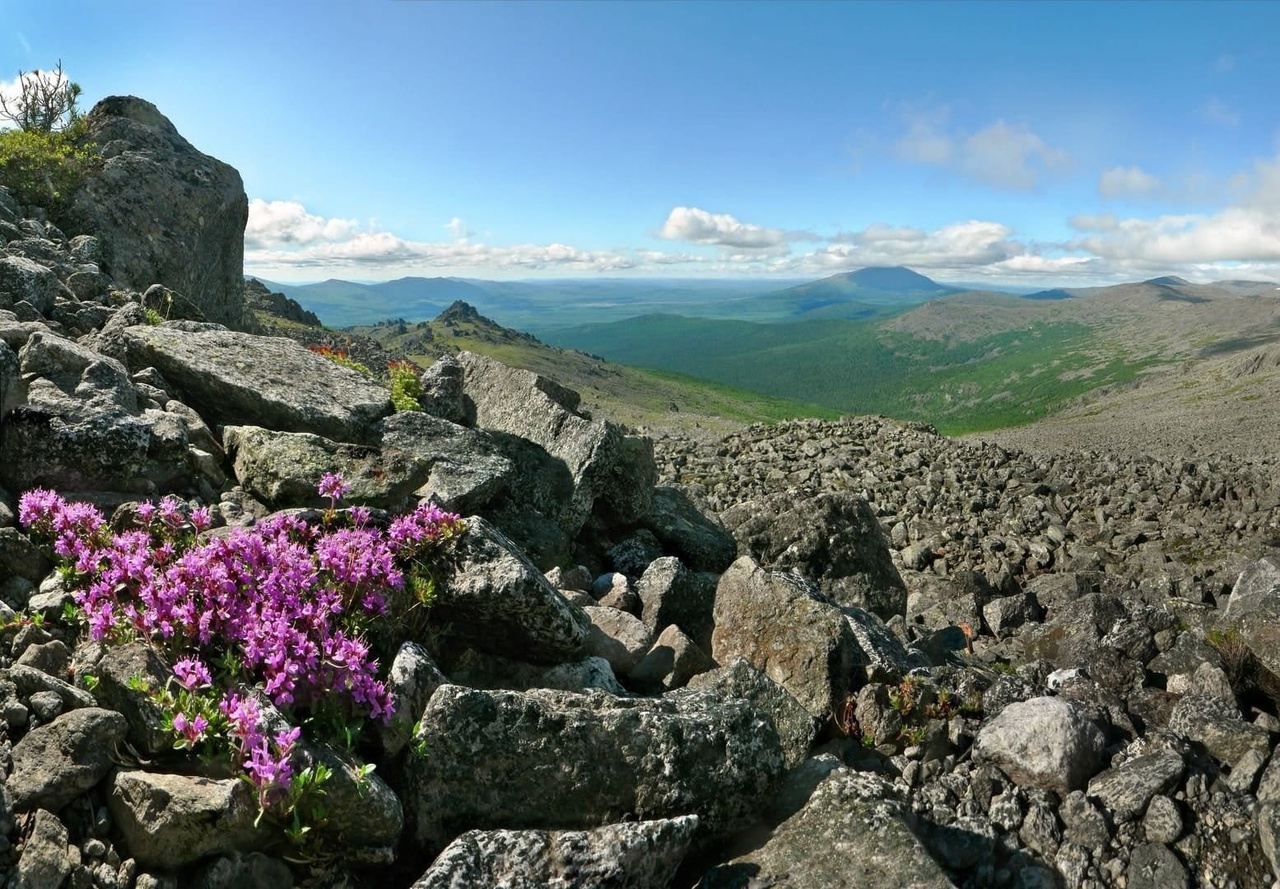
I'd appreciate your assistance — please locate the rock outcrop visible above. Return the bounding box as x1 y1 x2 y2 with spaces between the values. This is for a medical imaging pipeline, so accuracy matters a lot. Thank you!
70 96 253 330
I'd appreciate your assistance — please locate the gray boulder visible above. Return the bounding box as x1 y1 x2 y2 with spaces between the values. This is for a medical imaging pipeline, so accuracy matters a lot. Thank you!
379 410 514 512
436 516 591 664
70 96 253 330
412 817 698 889
628 624 714 693
721 491 907 619
582 605 653 676
379 642 448 757
687 657 819 769
118 324 391 443
700 768 955 888
404 684 786 855
108 770 269 869
636 556 716 652
456 351 655 532
0 255 63 315
9 707 127 811
1086 749 1185 822
1167 692 1270 765
641 486 736 573
974 696 1107 795
15 809 72 889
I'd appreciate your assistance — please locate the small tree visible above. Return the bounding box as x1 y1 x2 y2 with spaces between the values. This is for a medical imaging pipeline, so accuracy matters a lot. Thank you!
0 61 82 133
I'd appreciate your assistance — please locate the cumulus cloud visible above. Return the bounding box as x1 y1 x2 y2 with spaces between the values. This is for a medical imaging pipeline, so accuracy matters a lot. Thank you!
823 220 1019 269
0 76 25 131
245 200 635 276
658 206 790 250
892 107 1071 190
1069 207 1280 265
245 199 359 248
1099 166 1163 200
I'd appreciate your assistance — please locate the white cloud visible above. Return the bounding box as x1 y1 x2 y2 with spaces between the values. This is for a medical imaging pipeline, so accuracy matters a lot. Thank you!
892 107 1071 190
658 206 789 249
245 199 359 248
1099 165 1163 200
444 217 472 242
1069 207 1280 265
823 220 1019 269
0 76 24 131
1201 97 1240 128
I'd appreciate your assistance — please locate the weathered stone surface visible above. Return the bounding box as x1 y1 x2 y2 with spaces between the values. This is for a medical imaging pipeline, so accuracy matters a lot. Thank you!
711 556 861 719
0 255 62 315
70 96 252 330
412 817 698 889
1126 843 1189 889
437 516 590 664
642 486 737 574
224 424 429 509
628 624 714 693
381 410 514 513
456 351 655 531
78 641 174 756
16 809 72 889
636 556 715 651
974 697 1106 795
10 707 127 811
687 657 818 769
582 605 652 677
190 852 294 889
700 768 955 889
109 770 269 869
1222 559 1280 680
7 663 95 711
404 684 786 855
418 354 467 424
1087 749 1185 822
722 491 907 619
1167 693 1270 765
379 642 448 757
302 741 403 849
118 325 391 443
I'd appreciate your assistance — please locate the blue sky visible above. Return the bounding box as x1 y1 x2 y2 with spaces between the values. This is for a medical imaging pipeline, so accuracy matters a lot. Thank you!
3 0 1279 286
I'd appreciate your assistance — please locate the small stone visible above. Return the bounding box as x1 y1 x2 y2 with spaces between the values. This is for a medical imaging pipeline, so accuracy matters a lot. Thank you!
27 690 64 722
1142 795 1182 844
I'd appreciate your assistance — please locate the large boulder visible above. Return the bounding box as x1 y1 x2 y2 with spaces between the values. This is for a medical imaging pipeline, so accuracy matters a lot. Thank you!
435 516 591 664
117 324 391 443
700 768 955 888
711 556 909 720
722 491 907 619
641 486 737 573
412 817 698 889
70 96 253 330
404 684 786 856
974 696 1107 795
456 351 656 533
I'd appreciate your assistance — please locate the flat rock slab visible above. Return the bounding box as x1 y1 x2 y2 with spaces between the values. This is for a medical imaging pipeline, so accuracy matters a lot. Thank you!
412 816 698 889
120 325 391 443
404 684 785 856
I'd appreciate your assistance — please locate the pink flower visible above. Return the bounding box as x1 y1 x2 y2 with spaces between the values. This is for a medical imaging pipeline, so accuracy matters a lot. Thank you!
318 472 350 503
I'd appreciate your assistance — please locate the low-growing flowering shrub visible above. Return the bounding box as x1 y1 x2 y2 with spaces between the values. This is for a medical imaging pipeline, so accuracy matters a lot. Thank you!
388 359 424 413
19 475 465 842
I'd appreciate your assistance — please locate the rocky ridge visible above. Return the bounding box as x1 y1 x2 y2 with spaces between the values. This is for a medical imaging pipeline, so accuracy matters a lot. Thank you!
1 96 1280 889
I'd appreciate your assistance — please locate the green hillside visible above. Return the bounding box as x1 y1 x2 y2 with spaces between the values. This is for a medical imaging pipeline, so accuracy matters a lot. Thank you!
541 313 1152 434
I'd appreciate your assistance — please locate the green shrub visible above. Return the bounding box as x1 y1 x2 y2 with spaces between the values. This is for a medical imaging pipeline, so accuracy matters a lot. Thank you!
389 360 424 412
0 120 99 221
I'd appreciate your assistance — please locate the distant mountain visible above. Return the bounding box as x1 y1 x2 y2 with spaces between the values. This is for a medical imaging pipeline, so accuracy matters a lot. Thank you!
745 266 961 318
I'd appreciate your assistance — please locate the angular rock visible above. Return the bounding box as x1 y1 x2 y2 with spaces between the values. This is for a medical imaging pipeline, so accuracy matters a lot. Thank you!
404 684 786 855
1222 559 1280 680
418 354 466 424
302 741 402 850
628 624 714 693
582 605 652 677
687 657 818 769
1087 749 1184 822
108 770 269 869
722 491 907 619
70 96 253 330
15 809 72 889
1126 843 1189 889
711 556 862 719
10 707 127 811
974 697 1106 795
118 325 391 443
456 351 655 531
379 642 448 757
0 255 62 315
700 768 955 889
636 556 715 652
1167 693 1270 765
381 410 514 513
437 516 590 664
77 641 172 756
412 817 697 889
641 486 736 574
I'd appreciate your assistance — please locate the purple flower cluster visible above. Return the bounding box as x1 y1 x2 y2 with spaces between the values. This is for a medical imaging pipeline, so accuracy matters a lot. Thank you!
19 478 465 803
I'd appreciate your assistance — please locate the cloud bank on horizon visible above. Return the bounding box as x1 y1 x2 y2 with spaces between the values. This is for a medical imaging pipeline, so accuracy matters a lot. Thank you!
6 1 1280 287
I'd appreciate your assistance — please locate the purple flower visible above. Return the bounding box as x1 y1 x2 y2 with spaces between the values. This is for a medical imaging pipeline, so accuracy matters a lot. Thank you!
172 656 212 690
318 472 350 503
172 712 208 743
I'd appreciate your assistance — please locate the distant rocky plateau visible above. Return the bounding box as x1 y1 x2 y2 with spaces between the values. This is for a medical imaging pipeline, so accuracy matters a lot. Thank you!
0 95 1279 889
